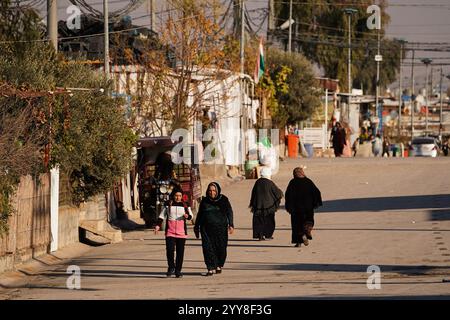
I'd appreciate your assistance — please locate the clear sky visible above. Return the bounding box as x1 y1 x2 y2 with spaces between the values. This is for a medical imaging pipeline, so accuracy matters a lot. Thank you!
384 0 450 93
41 0 450 93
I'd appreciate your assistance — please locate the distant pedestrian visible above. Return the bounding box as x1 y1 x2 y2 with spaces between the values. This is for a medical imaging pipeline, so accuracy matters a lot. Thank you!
382 137 390 157
352 138 359 157
249 167 283 241
285 166 322 247
330 122 346 157
194 182 234 276
342 123 353 157
443 140 449 156
155 188 193 278
371 134 382 157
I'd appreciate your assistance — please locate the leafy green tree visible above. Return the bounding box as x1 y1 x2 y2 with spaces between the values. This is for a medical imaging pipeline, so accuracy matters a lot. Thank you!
260 48 321 127
273 0 402 94
0 0 136 229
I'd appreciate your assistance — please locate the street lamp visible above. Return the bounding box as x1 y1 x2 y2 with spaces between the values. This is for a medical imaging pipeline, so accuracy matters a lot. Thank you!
438 67 444 140
421 58 432 134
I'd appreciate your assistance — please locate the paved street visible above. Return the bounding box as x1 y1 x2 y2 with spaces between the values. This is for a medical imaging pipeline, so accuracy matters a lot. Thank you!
1 157 450 299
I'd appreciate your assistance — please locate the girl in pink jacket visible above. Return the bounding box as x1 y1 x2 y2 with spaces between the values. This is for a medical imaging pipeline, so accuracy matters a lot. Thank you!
155 188 193 278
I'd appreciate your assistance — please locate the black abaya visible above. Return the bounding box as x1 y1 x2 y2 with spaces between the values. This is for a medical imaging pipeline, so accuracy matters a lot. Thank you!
285 177 322 244
194 186 234 271
249 178 283 239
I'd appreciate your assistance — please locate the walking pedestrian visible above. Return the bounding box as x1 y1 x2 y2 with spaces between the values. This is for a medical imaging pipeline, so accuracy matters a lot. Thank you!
155 188 193 278
194 182 234 276
342 123 353 157
382 137 390 157
285 166 322 247
371 134 382 157
330 122 346 157
249 167 283 241
352 138 360 157
442 139 449 156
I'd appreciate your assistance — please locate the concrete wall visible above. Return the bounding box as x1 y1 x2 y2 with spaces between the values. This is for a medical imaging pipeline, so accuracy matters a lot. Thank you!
79 195 108 222
0 174 50 274
0 172 112 274
58 205 79 249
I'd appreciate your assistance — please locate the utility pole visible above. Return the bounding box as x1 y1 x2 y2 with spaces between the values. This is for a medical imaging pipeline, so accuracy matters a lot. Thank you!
425 64 430 133
375 30 381 134
439 67 443 140
410 48 415 138
344 8 357 95
422 58 432 134
47 0 58 253
348 15 352 95
104 0 110 80
398 40 406 138
344 8 357 126
240 0 245 74
288 0 292 53
325 87 329 149
47 0 58 52
267 0 275 41
148 0 155 31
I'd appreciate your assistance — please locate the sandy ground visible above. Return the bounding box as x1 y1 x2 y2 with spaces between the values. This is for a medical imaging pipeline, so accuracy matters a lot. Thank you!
1 157 449 300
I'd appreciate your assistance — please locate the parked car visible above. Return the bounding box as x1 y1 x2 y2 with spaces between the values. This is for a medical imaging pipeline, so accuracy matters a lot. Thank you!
409 137 439 157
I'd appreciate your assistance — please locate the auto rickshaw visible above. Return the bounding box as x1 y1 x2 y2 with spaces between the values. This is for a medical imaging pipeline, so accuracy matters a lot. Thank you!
136 136 202 228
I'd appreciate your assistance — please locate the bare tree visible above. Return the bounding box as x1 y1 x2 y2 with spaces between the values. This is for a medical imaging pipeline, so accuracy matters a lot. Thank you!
111 0 239 136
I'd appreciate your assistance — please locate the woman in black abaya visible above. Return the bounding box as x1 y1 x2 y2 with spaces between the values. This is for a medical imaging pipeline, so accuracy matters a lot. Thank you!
285 166 322 247
194 182 234 276
249 167 283 240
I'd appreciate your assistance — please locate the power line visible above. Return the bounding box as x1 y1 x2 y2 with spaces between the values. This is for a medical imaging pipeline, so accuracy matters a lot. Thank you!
0 4 239 44
272 16 450 39
246 0 450 8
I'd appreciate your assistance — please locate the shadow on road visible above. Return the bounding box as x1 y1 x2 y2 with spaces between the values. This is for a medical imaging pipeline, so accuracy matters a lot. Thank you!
315 227 450 232
259 294 450 300
317 194 450 216
185 243 293 249
429 208 450 221
37 270 205 280
31 262 449 283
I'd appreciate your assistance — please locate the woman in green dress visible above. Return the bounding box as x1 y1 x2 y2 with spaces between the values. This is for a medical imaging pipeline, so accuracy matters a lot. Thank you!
194 182 234 276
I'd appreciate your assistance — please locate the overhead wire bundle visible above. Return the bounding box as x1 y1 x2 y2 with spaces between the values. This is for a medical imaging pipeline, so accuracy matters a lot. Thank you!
68 0 146 23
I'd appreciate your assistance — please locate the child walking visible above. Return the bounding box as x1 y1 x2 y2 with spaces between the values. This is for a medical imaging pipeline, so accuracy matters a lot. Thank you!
155 188 193 278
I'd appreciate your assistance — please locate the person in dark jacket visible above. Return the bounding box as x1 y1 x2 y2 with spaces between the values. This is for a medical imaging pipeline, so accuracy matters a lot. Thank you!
194 182 234 276
285 166 322 247
249 167 283 241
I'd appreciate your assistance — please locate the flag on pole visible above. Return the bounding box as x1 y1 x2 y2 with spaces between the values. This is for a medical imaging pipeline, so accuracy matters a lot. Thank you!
254 37 265 84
